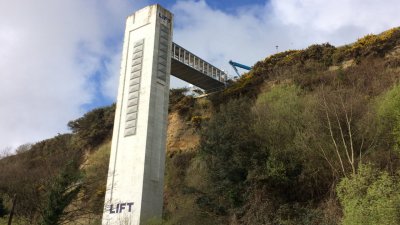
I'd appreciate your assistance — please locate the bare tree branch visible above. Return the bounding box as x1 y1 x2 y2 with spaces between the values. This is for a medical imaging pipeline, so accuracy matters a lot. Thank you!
322 94 347 177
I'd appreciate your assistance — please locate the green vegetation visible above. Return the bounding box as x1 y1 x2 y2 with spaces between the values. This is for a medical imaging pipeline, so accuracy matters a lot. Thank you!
40 161 82 225
169 87 196 119
0 106 115 224
337 164 400 225
0 197 7 217
199 98 260 209
81 142 111 215
376 84 400 150
0 27 400 224
68 104 115 150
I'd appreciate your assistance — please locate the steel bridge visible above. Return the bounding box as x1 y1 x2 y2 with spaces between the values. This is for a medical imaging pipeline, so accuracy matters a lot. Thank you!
170 42 227 92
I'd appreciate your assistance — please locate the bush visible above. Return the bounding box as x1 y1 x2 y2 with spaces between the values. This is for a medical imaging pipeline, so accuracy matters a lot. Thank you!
376 84 400 150
337 164 400 225
0 133 79 222
82 142 111 214
68 104 115 149
199 97 261 208
349 27 400 58
0 196 7 217
169 88 189 111
190 115 209 129
39 160 82 225
252 85 309 196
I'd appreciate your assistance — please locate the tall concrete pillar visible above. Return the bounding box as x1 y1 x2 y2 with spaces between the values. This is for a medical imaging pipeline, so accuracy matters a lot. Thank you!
102 4 173 225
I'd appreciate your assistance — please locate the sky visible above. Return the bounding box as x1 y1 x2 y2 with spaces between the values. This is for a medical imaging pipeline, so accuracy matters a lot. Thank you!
0 0 399 151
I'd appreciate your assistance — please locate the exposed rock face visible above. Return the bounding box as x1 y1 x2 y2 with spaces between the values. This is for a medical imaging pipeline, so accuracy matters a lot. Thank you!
166 112 199 153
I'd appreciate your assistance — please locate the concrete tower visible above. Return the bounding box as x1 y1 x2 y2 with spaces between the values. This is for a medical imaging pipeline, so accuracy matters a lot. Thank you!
102 5 173 225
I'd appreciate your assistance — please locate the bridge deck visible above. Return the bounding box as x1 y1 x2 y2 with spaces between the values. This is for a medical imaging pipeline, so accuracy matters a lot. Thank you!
170 43 227 92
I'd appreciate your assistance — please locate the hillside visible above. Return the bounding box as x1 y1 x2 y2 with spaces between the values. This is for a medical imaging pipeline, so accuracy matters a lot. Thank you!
1 27 400 225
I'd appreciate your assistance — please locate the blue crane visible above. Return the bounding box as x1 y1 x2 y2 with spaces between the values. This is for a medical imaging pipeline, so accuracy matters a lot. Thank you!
229 60 252 77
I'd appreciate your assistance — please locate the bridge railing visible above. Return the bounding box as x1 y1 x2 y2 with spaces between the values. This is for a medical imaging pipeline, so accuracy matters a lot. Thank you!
172 42 227 83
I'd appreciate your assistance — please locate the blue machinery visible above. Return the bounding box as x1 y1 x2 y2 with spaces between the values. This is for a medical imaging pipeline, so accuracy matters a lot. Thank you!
229 60 252 77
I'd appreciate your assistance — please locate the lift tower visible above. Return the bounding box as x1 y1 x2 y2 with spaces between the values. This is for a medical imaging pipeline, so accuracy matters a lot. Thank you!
103 4 228 225
102 5 173 225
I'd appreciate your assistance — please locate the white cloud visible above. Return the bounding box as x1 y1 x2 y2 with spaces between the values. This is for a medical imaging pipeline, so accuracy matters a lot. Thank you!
272 0 400 33
171 0 400 77
0 0 144 150
102 50 123 100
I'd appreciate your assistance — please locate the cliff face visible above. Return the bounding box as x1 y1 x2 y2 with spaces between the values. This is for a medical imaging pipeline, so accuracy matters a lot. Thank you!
167 112 200 153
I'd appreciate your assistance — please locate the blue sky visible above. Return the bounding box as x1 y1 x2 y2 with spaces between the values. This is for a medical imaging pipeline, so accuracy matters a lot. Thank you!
150 0 268 12
0 0 399 151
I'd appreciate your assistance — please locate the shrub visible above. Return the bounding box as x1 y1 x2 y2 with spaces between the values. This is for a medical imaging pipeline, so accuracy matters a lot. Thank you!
349 27 400 58
376 84 400 150
0 196 7 217
190 115 209 129
39 160 82 225
337 164 400 225
169 88 189 112
82 142 111 214
175 96 195 118
252 84 312 198
68 104 115 150
199 97 260 208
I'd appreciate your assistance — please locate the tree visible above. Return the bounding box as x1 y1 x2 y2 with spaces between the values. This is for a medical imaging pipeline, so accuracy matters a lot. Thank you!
0 134 83 223
39 160 82 225
15 143 32 154
0 147 12 159
317 86 371 178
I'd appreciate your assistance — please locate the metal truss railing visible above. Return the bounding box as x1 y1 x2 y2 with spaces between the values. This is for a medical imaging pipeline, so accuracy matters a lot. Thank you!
172 42 227 83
